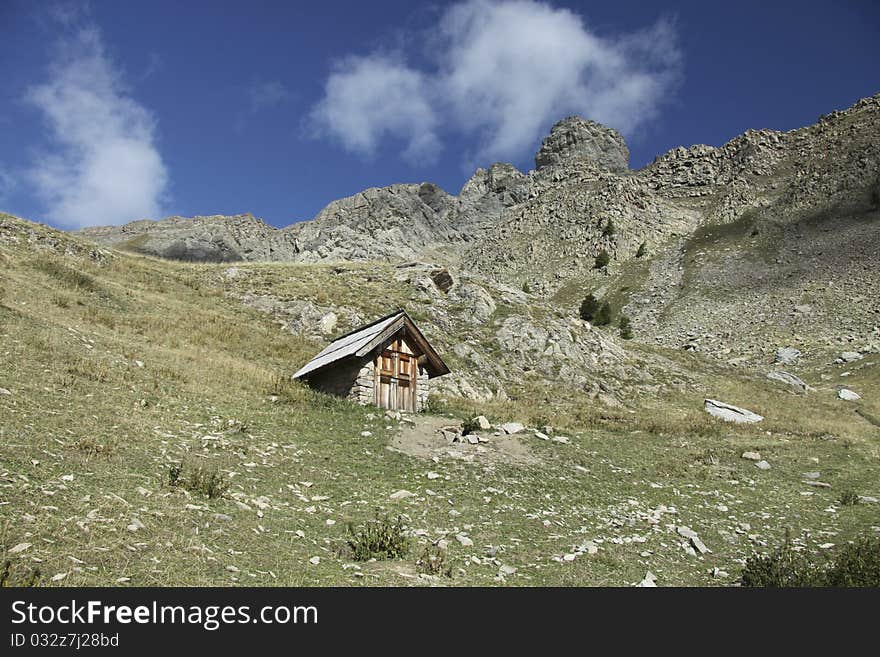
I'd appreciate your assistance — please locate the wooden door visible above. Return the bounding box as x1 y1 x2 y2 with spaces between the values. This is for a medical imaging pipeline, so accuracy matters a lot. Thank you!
375 338 417 411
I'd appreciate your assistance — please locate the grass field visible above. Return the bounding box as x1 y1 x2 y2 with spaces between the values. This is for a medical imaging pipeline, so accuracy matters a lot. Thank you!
1 214 878 586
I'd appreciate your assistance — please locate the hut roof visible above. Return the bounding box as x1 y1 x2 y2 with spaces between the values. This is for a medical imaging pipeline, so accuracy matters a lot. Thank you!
292 310 450 380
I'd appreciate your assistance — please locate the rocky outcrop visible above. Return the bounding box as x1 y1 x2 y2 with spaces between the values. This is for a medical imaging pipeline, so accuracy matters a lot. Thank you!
535 116 630 173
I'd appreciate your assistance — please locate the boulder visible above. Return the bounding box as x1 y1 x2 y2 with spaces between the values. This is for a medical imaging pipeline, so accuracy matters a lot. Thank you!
766 371 812 392
704 399 764 423
837 388 861 401
472 415 492 430
500 422 525 435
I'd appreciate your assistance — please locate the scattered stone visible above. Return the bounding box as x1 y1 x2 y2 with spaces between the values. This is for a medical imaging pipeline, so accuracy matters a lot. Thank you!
755 460 771 470
389 490 415 501
837 388 861 401
711 567 729 578
552 436 570 444
802 480 832 488
802 472 821 480
455 534 474 547
360 431 372 437
126 517 145 532
534 431 549 441
473 415 492 430
308 556 321 565
636 571 658 587
466 434 480 445
426 471 440 480
858 496 878 504
705 399 764 423
562 553 577 562
0 387 11 395
213 513 233 523
677 526 711 554
774 347 801 365
741 451 762 461
499 565 517 576
50 572 68 582
837 351 864 363
500 422 525 435
8 543 31 554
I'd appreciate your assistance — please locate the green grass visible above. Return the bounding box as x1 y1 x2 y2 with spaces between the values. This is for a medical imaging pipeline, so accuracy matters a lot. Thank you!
1 214 878 587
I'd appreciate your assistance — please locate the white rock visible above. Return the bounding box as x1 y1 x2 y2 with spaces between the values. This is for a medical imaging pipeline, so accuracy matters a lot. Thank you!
50 572 68 582
741 451 762 461
562 553 577 562
473 416 492 430
636 571 657 587
552 436 570 444
837 388 861 401
455 534 474 547
500 422 525 435
534 431 549 441
8 542 31 554
389 489 415 501
499 565 517 576
360 431 373 437
755 460 771 470
309 556 321 565
426 472 440 480
705 399 763 423
0 387 11 395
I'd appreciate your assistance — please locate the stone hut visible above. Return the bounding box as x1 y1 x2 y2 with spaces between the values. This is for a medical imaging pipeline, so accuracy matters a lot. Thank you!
292 310 449 412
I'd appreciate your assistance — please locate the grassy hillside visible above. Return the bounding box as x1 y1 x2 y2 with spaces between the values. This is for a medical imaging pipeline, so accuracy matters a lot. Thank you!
1 214 878 586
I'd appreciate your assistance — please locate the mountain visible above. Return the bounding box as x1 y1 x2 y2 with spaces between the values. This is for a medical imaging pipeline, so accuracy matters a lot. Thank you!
2 93 879 587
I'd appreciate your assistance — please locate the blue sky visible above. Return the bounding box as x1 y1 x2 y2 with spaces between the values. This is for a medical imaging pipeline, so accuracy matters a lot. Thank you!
1 1 878 230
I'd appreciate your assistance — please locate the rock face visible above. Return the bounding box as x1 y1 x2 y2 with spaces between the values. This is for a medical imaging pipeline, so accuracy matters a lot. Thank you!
704 399 764 423
535 116 630 173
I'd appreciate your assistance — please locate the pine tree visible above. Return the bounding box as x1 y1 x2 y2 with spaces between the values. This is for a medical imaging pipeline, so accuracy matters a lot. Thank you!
594 301 613 326
635 242 647 258
594 249 610 269
579 294 599 321
602 219 616 238
619 314 633 339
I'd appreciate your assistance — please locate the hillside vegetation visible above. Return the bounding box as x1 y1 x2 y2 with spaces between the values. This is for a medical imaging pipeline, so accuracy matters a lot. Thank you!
2 213 878 586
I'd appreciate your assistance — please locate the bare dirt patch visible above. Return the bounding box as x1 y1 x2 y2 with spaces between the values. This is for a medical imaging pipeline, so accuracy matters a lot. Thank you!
387 415 539 466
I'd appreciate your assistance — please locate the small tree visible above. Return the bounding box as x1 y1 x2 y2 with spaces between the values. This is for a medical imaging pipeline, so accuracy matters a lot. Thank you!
635 242 647 258
579 294 599 321
619 314 633 339
594 249 610 269
602 219 616 238
594 301 613 326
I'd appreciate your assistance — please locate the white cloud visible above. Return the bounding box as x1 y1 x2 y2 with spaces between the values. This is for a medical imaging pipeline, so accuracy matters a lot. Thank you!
310 54 440 163
25 25 169 229
310 0 681 166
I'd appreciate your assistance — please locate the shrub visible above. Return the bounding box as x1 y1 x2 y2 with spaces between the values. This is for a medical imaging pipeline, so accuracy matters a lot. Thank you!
461 417 482 435
740 536 821 587
346 513 409 561
741 532 880 587
168 463 228 499
594 249 610 269
839 490 860 506
416 545 453 578
635 242 647 258
593 301 613 327
824 536 880 587
618 314 633 339
0 560 41 588
579 294 600 321
602 219 616 237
